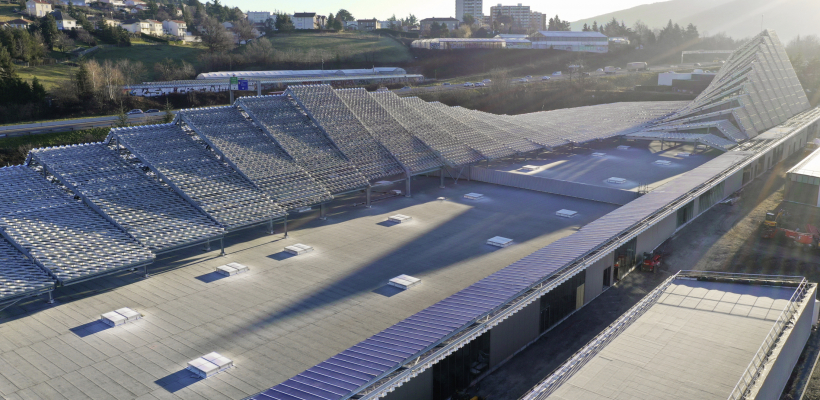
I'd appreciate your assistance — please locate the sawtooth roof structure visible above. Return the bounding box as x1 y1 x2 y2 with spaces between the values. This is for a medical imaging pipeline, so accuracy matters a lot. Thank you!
632 30 811 147
0 28 816 400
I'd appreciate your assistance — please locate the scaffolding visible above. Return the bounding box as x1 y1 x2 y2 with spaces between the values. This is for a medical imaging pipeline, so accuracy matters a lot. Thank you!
0 166 155 285
402 97 516 160
287 85 405 180
179 106 333 210
236 96 370 194
335 88 444 174
370 91 484 167
106 124 286 230
28 143 225 253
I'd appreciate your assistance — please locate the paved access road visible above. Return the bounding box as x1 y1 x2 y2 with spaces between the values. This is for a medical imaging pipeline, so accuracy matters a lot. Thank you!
0 111 174 138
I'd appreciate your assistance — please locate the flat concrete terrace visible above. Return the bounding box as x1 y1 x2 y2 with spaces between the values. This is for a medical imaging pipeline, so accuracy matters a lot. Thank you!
0 177 618 400
546 279 799 400
488 140 720 191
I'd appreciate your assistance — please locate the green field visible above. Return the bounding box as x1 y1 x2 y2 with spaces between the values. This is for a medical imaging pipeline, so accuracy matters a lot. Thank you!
16 63 77 90
266 32 412 63
91 44 205 80
0 3 20 22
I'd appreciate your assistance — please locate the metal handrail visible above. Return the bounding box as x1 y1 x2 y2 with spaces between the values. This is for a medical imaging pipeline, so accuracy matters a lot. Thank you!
727 277 809 400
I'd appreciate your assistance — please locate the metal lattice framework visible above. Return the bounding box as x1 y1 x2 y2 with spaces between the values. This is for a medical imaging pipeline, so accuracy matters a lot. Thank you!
448 106 544 153
0 166 155 285
179 106 333 210
28 143 224 252
370 91 484 166
236 96 370 194
287 85 405 179
335 88 443 174
402 98 516 160
106 124 285 230
512 102 687 145
0 237 54 304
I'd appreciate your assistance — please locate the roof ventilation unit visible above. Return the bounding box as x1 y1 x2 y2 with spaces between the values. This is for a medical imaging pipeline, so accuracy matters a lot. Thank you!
520 165 539 171
389 274 421 290
464 192 484 200
216 262 249 276
606 177 627 184
653 160 672 166
487 236 513 247
556 209 578 218
437 197 446 201
617 145 630 150
592 152 606 157
187 352 233 379
677 152 692 157
388 214 412 223
284 243 314 255
100 307 142 327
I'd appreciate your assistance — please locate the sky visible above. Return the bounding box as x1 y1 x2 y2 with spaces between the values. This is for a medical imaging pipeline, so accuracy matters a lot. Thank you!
223 0 665 22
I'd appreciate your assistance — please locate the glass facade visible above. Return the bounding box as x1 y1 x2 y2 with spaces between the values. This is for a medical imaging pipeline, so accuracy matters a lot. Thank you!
432 331 491 400
539 270 586 333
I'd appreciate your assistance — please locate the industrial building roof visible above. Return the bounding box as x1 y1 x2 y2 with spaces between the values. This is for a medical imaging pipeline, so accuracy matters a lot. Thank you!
787 145 820 178
533 31 607 38
524 273 811 400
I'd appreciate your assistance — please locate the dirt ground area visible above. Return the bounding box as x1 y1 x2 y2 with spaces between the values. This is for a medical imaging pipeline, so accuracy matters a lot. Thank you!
472 149 820 400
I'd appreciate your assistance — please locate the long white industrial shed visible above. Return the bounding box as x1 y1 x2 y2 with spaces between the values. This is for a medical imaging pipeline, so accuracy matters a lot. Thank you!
246 30 820 400
0 78 676 310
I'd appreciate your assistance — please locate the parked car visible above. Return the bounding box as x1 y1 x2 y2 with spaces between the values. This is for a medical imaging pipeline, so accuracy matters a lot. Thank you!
145 109 160 114
442 82 451 86
475 82 486 87
482 79 492 83
463 82 474 87
552 71 562 76
127 109 144 115
541 76 550 80
401 86 411 90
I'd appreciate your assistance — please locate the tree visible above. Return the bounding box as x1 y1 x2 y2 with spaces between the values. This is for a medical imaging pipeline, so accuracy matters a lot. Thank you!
198 16 235 52
404 14 417 27
274 12 295 34
332 16 342 31
582 23 590 31
462 13 475 27
53 31 74 52
591 20 598 32
326 13 335 30
74 62 93 103
233 18 255 42
547 15 570 31
163 99 174 123
336 9 354 22
40 14 58 50
115 104 129 127
0 47 15 81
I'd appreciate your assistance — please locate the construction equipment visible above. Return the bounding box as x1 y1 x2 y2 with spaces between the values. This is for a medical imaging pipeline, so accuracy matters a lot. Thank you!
761 209 786 238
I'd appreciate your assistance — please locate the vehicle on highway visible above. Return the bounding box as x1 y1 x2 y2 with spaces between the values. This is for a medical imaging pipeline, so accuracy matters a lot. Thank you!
525 75 532 79
376 87 389 92
512 78 528 84
464 82 474 87
541 76 550 80
401 86 411 90
482 79 492 83
604 66 617 74
145 109 160 114
694 63 702 66
582 72 591 77
627 62 648 71
127 109 144 115
475 82 486 87
552 71 562 76
596 68 604 72
442 82 451 86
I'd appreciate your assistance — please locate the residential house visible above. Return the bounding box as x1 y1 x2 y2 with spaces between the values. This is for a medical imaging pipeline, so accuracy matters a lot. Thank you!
379 20 401 30
98 0 125 7
162 19 186 38
121 18 163 36
55 0 88 6
247 11 271 24
51 11 77 30
344 20 358 30
292 12 322 29
420 17 459 32
357 19 380 31
25 0 52 18
124 0 145 6
99 18 121 28
6 18 33 29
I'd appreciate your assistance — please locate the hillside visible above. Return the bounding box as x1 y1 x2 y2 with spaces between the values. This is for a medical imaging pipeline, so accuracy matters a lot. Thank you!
571 0 820 42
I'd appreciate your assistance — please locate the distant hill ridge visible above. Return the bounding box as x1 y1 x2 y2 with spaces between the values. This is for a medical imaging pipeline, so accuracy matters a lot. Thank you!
571 0 820 42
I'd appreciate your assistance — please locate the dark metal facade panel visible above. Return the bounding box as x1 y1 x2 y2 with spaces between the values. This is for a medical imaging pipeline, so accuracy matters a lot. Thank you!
237 96 371 194
180 106 333 210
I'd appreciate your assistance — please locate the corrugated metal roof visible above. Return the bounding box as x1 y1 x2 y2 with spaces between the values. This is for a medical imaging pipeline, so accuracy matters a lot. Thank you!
534 31 607 38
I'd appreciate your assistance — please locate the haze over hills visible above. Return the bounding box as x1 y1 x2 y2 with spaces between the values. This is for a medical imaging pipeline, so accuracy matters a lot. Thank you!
571 0 820 42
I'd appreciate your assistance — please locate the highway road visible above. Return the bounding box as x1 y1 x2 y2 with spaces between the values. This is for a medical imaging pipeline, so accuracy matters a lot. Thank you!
0 111 173 138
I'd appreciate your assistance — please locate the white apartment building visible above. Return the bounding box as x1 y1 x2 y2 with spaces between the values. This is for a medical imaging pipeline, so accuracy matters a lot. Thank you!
490 3 530 29
162 19 186 37
293 12 323 29
455 0 482 22
25 0 52 18
51 11 76 30
247 11 271 24
121 19 163 36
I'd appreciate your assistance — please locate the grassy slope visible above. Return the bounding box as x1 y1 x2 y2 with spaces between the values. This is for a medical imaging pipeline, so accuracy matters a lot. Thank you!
16 63 77 90
90 44 205 81
267 33 412 63
0 127 109 166
0 3 19 22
